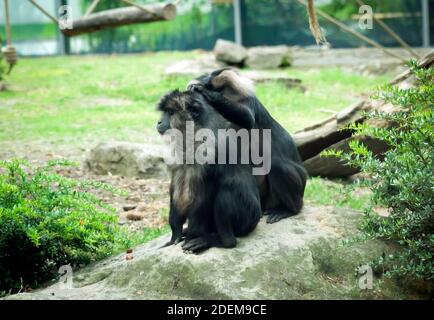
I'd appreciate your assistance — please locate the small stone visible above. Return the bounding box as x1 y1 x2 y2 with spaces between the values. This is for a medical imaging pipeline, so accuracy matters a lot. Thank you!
123 204 137 212
126 211 145 221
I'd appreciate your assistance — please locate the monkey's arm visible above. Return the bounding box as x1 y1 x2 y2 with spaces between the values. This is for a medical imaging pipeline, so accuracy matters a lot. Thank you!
201 89 255 129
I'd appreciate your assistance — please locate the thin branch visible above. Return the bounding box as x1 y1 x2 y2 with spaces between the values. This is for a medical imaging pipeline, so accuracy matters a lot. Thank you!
28 0 59 24
120 0 157 15
3 0 12 45
84 0 102 17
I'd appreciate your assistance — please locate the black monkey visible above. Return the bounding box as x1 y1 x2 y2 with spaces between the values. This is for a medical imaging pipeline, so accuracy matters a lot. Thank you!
188 68 307 223
157 89 261 253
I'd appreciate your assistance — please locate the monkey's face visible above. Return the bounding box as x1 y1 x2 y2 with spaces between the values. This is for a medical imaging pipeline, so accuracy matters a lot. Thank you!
157 90 210 135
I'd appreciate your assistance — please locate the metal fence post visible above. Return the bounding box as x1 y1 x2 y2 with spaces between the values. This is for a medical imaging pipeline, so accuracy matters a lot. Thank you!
233 0 242 45
56 0 70 55
421 0 430 47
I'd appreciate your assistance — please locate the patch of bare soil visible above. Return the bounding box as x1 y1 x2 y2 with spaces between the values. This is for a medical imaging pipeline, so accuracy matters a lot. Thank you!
0 141 170 230
58 166 170 230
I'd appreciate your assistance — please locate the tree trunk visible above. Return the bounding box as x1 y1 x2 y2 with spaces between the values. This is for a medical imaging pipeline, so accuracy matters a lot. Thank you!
62 4 177 37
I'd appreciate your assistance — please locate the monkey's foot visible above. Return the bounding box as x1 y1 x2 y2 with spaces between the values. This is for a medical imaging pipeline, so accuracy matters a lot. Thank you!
265 211 294 224
182 235 220 254
160 236 184 248
182 237 210 253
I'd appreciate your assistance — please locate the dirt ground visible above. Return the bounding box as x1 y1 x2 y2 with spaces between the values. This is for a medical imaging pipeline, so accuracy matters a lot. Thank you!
0 139 171 230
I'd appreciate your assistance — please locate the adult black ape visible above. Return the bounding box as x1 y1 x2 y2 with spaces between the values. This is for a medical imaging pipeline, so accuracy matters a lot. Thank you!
188 68 307 223
157 89 261 253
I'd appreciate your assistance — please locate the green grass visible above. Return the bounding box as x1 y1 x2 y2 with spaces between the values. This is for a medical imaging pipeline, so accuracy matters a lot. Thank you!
0 52 196 144
255 68 390 131
115 225 170 252
0 52 391 212
305 177 371 211
0 52 390 145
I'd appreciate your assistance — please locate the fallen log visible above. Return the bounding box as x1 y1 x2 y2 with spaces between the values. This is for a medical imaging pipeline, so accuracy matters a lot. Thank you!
303 136 389 178
295 50 434 178
62 4 177 36
294 99 371 161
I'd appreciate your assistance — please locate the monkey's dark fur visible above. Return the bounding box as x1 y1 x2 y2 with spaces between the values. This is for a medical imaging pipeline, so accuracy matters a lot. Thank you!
157 90 261 253
189 68 307 223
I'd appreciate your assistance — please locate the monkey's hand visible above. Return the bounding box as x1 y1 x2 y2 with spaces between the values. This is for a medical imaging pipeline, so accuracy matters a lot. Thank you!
187 80 204 92
199 88 219 101
199 89 256 129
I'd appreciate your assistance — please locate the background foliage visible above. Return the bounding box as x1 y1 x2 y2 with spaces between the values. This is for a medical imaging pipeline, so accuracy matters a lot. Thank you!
326 63 434 281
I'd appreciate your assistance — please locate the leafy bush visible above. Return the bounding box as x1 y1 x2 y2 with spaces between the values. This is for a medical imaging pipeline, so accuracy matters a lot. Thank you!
0 159 124 293
325 62 433 281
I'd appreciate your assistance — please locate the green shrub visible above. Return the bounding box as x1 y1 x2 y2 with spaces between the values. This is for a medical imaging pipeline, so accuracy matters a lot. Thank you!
325 62 433 281
0 159 124 293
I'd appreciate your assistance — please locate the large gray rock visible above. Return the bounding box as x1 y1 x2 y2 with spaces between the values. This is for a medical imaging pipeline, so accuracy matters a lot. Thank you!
5 206 427 300
85 141 168 179
246 46 293 69
165 54 225 76
214 39 247 65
